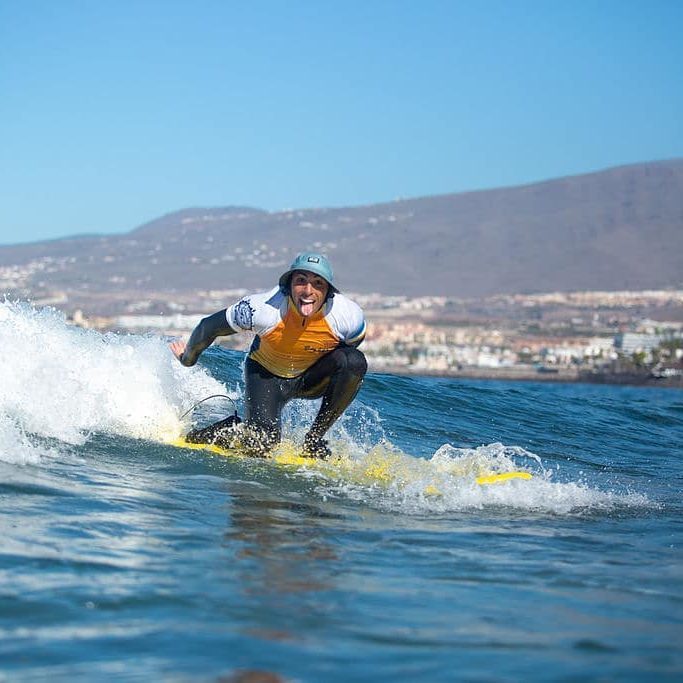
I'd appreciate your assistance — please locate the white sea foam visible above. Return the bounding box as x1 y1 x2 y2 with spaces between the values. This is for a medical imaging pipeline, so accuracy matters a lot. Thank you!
313 440 651 515
0 300 229 464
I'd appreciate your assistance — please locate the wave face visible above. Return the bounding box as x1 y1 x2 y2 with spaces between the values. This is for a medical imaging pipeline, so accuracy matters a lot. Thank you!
1 301 681 681
0 300 226 462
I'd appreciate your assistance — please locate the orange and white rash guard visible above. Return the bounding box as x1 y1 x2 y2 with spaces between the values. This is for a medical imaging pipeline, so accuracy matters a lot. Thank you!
225 287 366 378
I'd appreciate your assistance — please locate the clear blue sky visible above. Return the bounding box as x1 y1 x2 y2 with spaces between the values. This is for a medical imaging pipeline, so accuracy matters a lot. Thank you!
1 0 681 245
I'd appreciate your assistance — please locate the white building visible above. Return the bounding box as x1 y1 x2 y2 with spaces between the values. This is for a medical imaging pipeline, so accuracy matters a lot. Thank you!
615 333 662 355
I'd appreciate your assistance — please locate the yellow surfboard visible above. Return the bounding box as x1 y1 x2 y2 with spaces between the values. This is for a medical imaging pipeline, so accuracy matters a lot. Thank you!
168 437 533 491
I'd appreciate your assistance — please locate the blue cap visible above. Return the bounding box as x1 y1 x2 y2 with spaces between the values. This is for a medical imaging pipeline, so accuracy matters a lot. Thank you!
278 252 338 292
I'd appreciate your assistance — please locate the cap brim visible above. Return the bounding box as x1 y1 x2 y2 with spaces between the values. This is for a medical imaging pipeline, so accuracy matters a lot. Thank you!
279 270 338 293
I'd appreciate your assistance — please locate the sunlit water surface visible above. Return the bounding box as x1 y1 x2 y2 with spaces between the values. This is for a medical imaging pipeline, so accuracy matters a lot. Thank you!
1 301 681 681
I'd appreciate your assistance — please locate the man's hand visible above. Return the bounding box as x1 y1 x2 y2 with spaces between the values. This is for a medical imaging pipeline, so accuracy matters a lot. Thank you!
169 339 187 361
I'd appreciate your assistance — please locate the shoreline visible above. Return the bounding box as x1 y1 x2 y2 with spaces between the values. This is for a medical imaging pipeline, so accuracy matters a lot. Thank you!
372 364 683 389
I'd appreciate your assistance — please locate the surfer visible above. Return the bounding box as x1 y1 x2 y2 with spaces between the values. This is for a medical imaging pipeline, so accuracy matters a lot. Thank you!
169 252 367 458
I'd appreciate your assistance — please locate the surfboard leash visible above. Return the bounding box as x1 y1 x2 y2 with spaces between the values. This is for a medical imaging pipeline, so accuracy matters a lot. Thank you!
180 394 239 420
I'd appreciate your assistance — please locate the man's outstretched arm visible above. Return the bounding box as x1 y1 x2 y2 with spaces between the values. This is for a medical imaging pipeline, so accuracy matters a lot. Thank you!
170 309 237 367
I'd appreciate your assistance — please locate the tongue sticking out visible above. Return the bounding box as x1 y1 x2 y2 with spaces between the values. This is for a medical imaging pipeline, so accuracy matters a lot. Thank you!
299 299 315 317
300 300 315 317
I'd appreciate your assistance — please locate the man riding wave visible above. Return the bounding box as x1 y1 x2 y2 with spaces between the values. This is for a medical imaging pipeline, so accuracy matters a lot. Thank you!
170 252 367 458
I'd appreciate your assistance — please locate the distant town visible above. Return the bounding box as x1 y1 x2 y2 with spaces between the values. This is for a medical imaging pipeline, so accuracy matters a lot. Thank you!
2 252 682 387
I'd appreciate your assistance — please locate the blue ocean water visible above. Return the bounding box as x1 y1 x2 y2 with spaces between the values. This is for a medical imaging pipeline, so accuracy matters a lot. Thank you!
1 301 682 682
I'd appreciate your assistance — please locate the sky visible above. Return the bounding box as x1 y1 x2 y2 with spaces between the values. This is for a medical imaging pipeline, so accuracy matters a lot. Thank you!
1 0 682 245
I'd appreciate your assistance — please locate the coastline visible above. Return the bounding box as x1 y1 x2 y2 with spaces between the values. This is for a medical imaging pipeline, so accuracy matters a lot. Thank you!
372 364 683 389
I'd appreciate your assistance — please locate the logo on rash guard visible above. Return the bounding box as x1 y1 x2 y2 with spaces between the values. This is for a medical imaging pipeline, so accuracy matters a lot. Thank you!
234 300 255 330
304 344 335 353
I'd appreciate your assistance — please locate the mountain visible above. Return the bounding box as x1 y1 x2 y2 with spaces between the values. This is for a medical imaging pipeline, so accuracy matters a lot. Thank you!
1 160 682 302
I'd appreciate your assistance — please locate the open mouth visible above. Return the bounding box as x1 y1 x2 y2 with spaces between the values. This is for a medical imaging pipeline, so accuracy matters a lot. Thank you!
299 297 316 316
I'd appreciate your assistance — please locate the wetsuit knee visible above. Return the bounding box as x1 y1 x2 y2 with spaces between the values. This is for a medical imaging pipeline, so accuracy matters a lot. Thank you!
329 346 367 377
344 346 367 377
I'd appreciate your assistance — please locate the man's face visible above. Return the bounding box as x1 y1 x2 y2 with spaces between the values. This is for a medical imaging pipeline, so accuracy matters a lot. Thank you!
290 270 330 318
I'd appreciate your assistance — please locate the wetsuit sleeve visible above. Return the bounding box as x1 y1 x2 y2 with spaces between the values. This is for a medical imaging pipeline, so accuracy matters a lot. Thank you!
180 309 237 367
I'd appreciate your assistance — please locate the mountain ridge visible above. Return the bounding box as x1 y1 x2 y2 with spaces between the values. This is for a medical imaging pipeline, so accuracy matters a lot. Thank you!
1 159 681 300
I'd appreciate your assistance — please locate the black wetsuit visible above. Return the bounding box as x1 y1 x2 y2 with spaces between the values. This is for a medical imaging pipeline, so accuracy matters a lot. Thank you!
179 308 367 456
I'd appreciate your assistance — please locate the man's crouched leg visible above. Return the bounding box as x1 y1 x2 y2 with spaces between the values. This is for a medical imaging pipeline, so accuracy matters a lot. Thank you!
186 414 243 448
302 346 367 459
239 423 280 457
